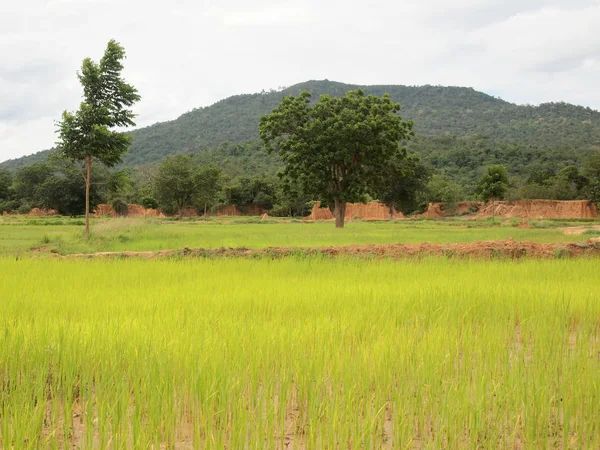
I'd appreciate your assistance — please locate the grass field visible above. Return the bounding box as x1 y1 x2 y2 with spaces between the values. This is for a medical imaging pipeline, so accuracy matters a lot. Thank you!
1 257 599 448
0 215 596 256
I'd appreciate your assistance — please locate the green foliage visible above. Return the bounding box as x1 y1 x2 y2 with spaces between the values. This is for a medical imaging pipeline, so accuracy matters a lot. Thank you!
477 165 509 202
141 196 158 209
422 174 464 204
194 164 223 215
224 176 276 212
374 153 432 215
0 169 12 202
55 40 140 234
153 154 199 215
270 176 313 217
260 89 413 227
56 40 140 167
8 158 122 215
4 80 600 209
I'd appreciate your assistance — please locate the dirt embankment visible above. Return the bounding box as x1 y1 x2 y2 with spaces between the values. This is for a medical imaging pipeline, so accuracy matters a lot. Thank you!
418 201 483 219
477 200 598 219
63 240 600 261
93 203 267 218
305 201 404 221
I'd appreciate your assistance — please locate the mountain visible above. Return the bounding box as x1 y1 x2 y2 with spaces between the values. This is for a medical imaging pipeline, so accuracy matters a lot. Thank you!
2 80 600 171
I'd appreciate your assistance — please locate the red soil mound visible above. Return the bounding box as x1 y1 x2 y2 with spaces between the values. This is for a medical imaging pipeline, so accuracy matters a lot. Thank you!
419 201 483 219
477 200 598 219
212 204 266 216
27 208 57 217
93 204 163 218
305 201 404 221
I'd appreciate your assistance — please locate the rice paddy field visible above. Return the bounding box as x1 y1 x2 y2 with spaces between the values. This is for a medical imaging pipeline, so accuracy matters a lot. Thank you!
1 216 600 448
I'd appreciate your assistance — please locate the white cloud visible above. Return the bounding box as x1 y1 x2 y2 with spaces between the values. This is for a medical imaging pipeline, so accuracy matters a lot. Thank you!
1 0 599 162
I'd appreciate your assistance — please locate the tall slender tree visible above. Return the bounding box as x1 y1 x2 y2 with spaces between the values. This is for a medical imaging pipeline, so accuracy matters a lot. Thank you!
56 40 140 237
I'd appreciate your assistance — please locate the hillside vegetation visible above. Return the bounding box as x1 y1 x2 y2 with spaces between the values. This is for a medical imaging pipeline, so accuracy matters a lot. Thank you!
3 80 599 171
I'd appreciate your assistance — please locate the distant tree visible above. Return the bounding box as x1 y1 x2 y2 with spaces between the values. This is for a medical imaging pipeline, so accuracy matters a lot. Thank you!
56 40 140 237
260 89 414 228
0 169 11 200
0 169 14 212
153 154 199 216
111 198 128 217
270 175 312 217
224 176 276 212
374 153 431 217
581 150 600 205
422 174 463 205
141 196 158 209
477 165 509 222
195 165 223 215
477 165 509 203
13 163 53 206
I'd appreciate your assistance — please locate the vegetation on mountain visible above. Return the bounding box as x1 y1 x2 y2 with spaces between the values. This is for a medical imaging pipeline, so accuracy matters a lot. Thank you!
2 80 600 215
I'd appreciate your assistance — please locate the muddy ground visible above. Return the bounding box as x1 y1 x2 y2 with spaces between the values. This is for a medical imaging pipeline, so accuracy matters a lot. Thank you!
58 239 600 260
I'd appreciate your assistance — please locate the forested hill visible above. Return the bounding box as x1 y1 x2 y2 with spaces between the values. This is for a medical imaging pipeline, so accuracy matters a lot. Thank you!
2 79 600 169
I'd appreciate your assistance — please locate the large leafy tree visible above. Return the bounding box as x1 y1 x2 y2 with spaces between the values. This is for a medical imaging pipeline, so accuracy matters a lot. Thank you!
56 40 140 236
259 89 414 228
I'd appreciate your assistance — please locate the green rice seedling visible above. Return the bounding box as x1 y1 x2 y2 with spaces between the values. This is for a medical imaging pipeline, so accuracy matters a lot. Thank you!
0 257 599 448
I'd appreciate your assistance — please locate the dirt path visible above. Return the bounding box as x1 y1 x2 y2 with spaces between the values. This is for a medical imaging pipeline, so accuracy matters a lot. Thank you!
60 239 600 260
559 225 600 235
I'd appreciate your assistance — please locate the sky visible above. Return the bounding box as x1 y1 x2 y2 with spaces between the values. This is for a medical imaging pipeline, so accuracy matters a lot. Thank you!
1 0 599 163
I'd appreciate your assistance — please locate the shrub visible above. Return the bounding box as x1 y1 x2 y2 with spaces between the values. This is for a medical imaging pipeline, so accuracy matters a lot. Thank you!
141 197 158 209
111 199 129 217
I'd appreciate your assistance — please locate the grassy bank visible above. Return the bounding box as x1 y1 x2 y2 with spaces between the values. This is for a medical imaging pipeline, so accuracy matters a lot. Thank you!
0 216 594 256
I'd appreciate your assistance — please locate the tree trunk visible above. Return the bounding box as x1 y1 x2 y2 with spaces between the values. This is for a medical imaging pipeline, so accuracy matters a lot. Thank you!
333 197 346 228
388 205 394 221
204 202 207 217
85 156 91 238
491 196 495 224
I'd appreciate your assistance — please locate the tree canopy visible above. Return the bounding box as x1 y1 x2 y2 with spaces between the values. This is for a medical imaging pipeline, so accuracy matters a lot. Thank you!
56 39 140 235
260 89 414 227
477 165 509 202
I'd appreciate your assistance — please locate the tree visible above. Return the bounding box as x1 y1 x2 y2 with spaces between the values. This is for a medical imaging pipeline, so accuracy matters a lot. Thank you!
223 176 277 213
423 174 464 205
141 196 158 209
153 154 199 216
374 153 431 217
56 40 140 237
111 198 129 217
259 89 414 228
270 175 313 217
477 165 509 202
195 165 223 216
0 169 14 213
477 165 509 222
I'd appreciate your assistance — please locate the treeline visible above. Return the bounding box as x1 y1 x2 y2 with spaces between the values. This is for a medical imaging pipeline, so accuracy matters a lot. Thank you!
2 147 599 217
0 154 313 217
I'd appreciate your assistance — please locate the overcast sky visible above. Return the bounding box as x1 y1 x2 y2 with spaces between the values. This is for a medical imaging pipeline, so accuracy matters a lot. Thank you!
1 0 599 163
